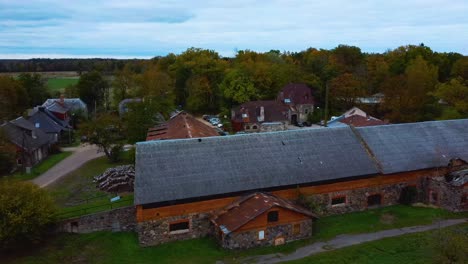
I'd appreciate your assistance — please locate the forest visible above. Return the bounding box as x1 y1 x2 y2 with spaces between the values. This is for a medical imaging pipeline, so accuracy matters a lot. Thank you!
1 44 467 127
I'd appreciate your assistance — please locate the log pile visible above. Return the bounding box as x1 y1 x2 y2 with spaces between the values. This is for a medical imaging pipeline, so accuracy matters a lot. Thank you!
94 165 135 193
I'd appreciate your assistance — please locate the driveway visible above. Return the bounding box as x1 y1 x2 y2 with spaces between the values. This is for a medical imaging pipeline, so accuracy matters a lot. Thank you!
32 144 105 188
239 218 467 264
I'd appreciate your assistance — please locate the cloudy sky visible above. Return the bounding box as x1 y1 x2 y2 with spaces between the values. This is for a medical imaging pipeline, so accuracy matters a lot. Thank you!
0 0 467 58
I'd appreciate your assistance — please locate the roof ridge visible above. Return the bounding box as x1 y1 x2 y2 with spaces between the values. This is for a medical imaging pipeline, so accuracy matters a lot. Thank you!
349 125 383 174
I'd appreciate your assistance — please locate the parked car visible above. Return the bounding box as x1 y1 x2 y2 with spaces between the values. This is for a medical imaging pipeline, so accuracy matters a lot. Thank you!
209 117 221 126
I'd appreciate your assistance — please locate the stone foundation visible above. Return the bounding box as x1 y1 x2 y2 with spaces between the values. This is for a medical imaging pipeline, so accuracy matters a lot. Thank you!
59 206 136 233
221 220 312 249
137 212 212 247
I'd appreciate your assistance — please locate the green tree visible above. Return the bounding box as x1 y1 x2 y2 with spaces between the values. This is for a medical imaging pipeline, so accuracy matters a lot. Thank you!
220 69 256 104
0 130 16 175
435 78 468 117
329 73 364 111
451 57 468 80
18 73 50 107
112 65 136 106
77 71 109 114
0 76 28 120
0 180 56 250
80 113 125 162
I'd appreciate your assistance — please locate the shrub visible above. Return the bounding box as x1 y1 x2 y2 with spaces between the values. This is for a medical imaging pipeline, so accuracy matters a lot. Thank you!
0 180 56 250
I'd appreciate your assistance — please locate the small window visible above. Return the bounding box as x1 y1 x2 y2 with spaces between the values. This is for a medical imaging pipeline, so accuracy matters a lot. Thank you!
252 125 258 129
430 191 438 204
461 194 467 205
245 125 250 130
258 230 265 240
293 223 301 235
267 211 279 222
367 194 382 207
331 196 346 206
169 220 189 233
16 159 22 165
305 109 309 114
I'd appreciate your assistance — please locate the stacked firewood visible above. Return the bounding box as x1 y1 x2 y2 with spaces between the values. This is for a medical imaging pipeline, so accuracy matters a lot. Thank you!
94 165 135 193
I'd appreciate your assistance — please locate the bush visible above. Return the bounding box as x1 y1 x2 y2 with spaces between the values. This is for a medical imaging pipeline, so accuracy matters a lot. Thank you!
109 145 123 163
399 186 418 205
0 180 56 250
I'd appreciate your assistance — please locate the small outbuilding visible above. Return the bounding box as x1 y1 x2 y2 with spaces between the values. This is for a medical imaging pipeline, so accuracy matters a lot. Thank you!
211 192 317 249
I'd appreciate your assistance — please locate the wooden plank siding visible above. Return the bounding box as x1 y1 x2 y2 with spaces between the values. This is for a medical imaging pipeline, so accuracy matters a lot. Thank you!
235 207 310 233
137 168 444 222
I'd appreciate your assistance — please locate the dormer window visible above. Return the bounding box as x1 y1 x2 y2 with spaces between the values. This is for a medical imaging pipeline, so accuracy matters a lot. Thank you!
284 99 291 103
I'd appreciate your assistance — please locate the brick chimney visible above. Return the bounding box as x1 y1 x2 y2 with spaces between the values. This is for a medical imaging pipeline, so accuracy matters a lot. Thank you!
258 106 265 122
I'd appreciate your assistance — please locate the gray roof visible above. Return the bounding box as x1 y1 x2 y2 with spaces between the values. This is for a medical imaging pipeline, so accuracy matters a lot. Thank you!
28 109 70 134
356 119 468 174
42 98 88 113
135 127 379 205
1 117 50 151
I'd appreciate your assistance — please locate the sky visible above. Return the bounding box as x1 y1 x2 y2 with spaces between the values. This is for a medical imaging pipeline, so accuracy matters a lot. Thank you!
0 0 467 59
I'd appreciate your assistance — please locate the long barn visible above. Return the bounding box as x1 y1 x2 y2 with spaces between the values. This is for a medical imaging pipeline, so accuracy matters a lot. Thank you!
134 119 468 248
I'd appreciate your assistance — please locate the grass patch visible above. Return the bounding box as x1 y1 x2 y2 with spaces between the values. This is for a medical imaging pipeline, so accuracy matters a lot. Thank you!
46 77 78 93
5 221 467 264
8 151 72 181
46 155 133 218
286 223 468 264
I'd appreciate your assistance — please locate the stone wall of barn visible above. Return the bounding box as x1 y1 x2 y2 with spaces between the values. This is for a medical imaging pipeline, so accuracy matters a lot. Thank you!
59 206 136 233
221 219 313 249
259 122 288 132
137 212 212 247
427 178 468 212
302 181 424 216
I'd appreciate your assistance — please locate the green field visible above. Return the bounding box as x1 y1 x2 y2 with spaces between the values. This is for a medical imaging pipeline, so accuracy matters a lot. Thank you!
46 78 79 93
4 205 467 264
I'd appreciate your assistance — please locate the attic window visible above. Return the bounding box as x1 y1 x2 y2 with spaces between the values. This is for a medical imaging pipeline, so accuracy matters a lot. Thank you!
169 220 190 234
284 99 291 103
267 211 279 222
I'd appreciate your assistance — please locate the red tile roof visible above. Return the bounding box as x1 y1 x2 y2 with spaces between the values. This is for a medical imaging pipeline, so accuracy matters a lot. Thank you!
146 112 219 141
231 100 289 123
211 192 316 234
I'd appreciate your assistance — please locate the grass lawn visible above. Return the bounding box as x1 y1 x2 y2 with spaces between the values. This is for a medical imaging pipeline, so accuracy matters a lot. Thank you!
46 77 78 93
46 155 134 218
8 151 72 181
286 223 468 264
4 206 467 264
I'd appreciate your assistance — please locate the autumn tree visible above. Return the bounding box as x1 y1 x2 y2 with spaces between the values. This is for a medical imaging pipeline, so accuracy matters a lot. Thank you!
0 180 56 250
80 113 125 162
0 130 16 175
112 65 137 106
329 73 364 111
451 57 468 80
220 68 256 104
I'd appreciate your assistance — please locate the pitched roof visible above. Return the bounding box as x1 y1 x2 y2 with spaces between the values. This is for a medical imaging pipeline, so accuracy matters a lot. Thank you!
135 126 379 205
1 117 50 151
278 83 314 105
356 119 468 174
211 192 316 234
232 100 289 123
146 112 219 141
340 115 387 127
28 108 70 134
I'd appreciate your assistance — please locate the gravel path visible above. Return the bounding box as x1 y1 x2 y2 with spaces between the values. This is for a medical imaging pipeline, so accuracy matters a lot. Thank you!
32 144 105 188
239 218 467 264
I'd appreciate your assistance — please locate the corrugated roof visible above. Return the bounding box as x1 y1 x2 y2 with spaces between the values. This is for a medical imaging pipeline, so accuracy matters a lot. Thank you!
135 126 378 205
356 119 468 174
211 192 316 234
146 112 219 141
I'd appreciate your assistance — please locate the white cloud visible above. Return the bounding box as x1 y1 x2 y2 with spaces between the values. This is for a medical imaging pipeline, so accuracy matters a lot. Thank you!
0 0 467 58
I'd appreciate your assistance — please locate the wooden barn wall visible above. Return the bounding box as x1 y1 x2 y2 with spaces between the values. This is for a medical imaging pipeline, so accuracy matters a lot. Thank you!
137 168 443 222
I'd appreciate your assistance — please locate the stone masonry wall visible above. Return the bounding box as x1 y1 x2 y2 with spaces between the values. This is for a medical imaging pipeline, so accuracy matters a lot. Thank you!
222 219 313 249
137 212 212 247
303 181 422 216
428 178 468 212
59 206 136 233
